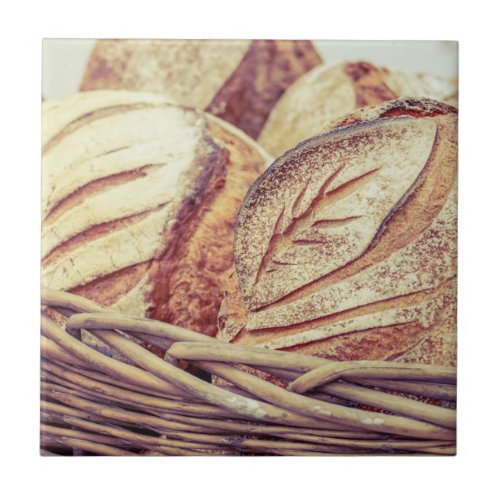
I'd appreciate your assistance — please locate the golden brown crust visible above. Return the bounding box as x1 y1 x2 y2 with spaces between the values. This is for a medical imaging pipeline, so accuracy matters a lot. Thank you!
42 91 270 337
259 61 458 157
81 39 322 139
151 117 271 336
218 98 458 366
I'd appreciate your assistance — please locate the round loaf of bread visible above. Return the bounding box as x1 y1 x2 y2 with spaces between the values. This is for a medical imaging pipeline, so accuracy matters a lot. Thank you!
42 90 272 337
80 39 322 139
259 61 458 157
218 98 457 367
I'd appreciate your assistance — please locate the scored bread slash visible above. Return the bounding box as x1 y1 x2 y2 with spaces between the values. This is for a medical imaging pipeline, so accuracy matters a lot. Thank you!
41 90 272 340
219 97 458 368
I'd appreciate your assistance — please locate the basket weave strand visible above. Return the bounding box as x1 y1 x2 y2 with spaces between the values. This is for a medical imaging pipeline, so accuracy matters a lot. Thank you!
40 288 456 456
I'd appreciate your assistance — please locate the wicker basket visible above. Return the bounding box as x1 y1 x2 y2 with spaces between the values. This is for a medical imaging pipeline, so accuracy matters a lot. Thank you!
40 288 456 456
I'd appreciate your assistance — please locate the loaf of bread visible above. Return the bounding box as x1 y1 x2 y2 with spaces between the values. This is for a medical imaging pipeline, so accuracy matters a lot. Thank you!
259 61 458 156
80 39 322 139
42 90 272 337
218 98 457 367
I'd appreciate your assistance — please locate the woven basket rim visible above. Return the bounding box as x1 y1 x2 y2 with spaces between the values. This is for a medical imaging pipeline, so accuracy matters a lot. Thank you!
40 287 457 456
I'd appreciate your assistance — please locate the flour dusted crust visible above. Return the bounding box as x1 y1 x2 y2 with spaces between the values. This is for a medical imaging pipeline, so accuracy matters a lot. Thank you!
42 90 271 336
41 90 176 148
81 40 251 110
259 61 458 156
81 39 322 139
218 98 458 367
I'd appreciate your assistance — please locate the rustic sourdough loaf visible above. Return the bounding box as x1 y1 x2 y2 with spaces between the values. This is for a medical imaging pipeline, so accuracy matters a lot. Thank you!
42 90 272 337
80 39 322 139
259 61 458 157
218 98 457 367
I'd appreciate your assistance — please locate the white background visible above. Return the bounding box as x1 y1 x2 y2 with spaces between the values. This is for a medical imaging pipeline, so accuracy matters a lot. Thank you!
1 1 499 500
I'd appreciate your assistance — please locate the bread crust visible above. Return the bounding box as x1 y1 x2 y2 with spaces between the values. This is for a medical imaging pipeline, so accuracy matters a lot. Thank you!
81 39 322 139
42 91 271 336
218 98 458 367
258 61 458 156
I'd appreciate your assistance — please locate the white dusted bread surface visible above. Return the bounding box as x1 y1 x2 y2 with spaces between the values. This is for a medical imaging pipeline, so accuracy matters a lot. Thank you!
218 98 457 367
80 39 322 139
259 61 458 157
42 90 271 337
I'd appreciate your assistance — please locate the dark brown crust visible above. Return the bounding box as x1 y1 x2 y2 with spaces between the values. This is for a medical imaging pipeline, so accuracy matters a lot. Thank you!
207 40 322 138
145 141 229 330
343 62 397 107
135 119 268 336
